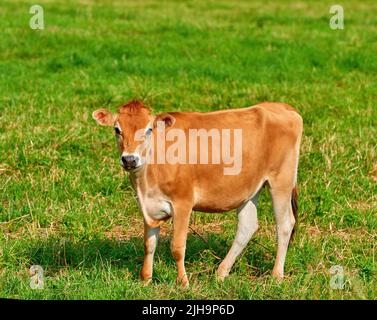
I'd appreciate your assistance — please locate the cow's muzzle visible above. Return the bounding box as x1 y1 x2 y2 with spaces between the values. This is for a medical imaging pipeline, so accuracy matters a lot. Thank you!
121 154 139 171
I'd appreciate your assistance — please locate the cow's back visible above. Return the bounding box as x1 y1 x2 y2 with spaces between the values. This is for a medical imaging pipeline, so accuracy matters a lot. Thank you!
151 103 303 212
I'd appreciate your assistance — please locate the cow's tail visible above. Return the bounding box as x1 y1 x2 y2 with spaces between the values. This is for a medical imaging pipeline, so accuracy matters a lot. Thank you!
289 186 298 243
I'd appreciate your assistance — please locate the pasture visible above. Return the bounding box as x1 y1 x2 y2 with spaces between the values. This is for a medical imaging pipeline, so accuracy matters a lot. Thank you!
0 0 376 299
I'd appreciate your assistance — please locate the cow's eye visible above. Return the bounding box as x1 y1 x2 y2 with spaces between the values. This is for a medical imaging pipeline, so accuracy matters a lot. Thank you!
114 127 121 135
146 128 153 135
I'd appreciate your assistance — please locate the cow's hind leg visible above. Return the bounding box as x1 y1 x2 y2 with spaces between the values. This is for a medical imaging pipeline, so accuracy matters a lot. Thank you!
269 183 296 279
217 195 259 280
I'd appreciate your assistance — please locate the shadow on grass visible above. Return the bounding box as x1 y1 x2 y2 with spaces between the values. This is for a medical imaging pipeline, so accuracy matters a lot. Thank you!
26 234 274 280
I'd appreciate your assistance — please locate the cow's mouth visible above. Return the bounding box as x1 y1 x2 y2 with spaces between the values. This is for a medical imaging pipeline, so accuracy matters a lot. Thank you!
122 164 143 172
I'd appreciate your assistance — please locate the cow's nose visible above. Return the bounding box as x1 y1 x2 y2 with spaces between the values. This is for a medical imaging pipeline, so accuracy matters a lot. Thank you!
121 155 137 169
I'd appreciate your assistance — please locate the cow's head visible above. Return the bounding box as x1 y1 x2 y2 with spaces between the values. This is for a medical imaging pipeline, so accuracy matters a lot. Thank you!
92 100 175 172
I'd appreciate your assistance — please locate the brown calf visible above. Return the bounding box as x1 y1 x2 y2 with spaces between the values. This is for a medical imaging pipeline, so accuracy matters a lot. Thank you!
93 100 303 287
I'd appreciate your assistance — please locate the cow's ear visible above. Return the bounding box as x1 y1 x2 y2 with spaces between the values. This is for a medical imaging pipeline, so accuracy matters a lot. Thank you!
154 113 176 128
92 109 116 126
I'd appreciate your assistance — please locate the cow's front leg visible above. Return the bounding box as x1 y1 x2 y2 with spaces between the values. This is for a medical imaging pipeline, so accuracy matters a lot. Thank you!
140 221 160 285
171 202 192 288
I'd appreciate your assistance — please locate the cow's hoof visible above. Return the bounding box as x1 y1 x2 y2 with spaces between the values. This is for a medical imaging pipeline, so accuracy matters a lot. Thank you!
272 270 284 282
216 266 229 281
141 278 152 286
216 274 228 282
140 273 152 286
216 275 226 282
176 275 189 289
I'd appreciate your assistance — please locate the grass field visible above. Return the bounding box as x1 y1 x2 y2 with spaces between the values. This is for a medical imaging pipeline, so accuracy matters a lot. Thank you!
0 0 376 300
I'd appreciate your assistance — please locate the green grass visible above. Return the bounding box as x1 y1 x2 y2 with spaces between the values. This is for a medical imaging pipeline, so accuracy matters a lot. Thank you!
0 0 376 299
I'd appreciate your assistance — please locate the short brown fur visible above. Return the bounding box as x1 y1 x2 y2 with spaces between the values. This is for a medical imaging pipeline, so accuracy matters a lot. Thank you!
93 100 303 287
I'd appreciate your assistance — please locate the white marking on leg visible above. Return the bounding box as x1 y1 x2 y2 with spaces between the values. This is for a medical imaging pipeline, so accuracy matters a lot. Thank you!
142 226 160 282
146 226 160 254
217 196 259 279
272 195 295 278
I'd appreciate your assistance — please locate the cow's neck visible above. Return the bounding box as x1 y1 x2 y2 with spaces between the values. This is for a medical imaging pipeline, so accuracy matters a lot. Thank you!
130 165 148 195
129 164 168 227
130 163 159 199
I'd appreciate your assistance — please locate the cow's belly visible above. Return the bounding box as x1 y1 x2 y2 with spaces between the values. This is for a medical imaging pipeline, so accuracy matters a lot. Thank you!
193 173 265 212
193 192 247 212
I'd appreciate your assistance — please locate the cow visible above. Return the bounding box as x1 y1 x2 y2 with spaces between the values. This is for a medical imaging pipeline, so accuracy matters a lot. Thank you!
92 100 303 287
